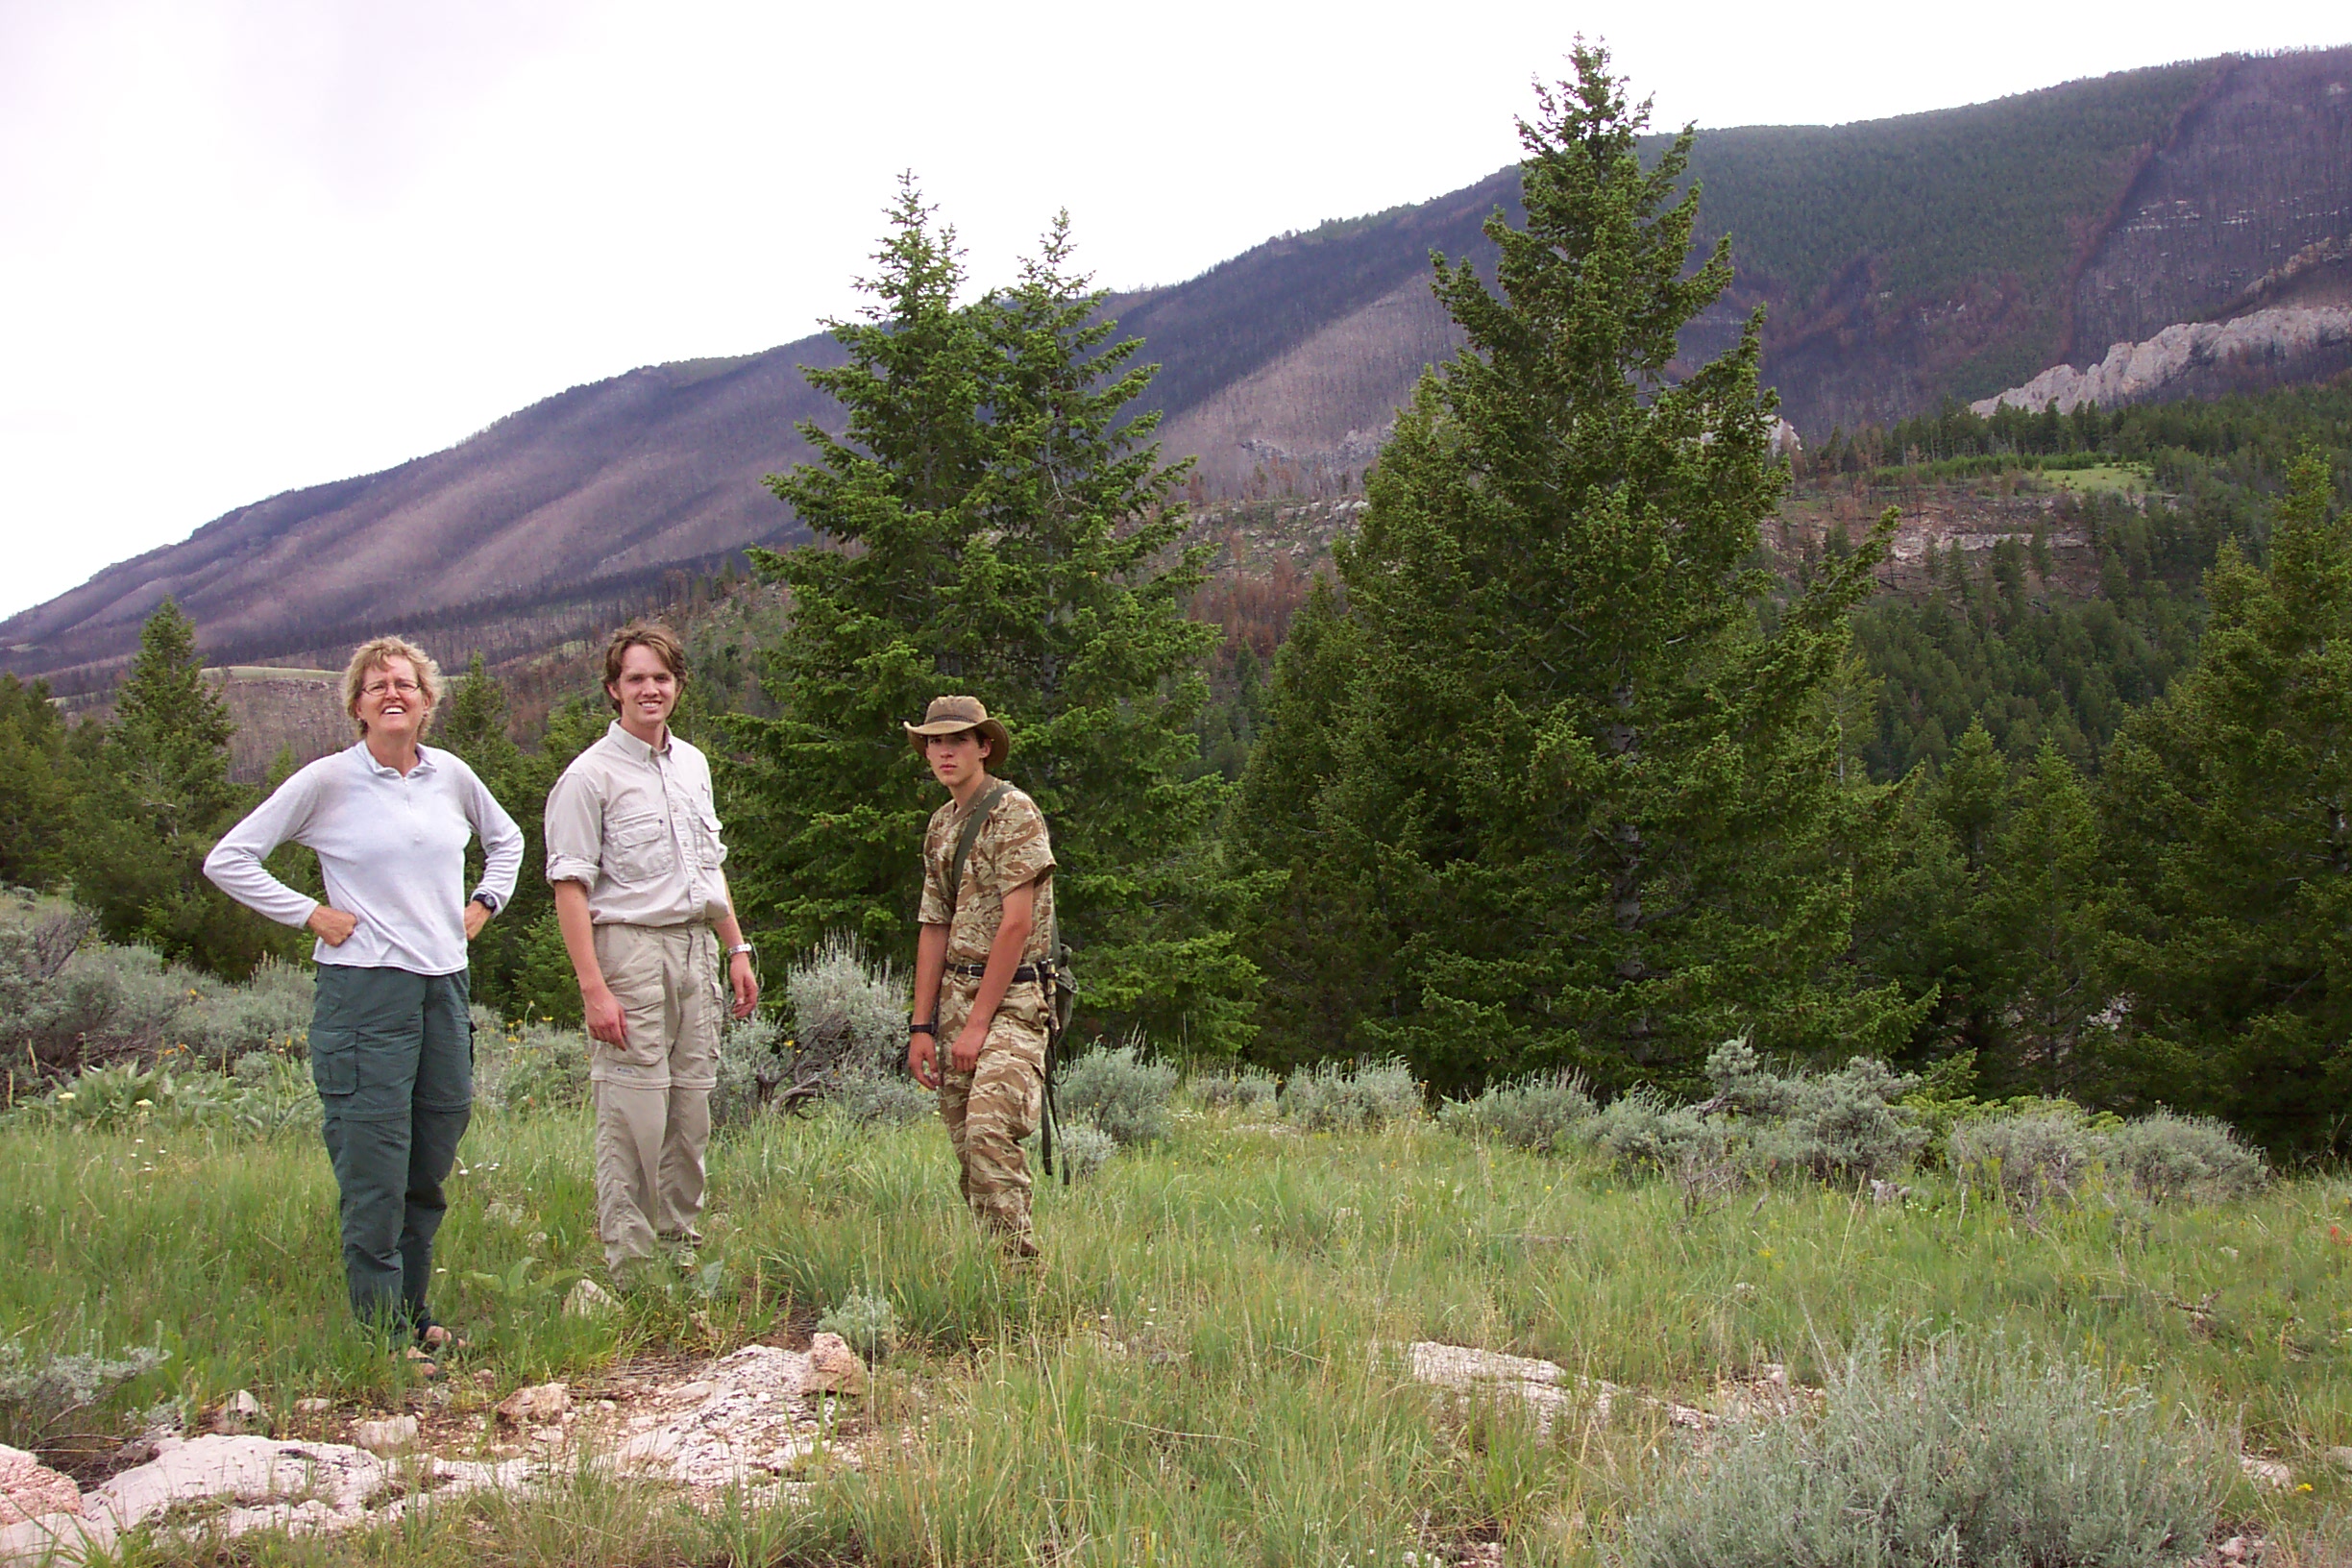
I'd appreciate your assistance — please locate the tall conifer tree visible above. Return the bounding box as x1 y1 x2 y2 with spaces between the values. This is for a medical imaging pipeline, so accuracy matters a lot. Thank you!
111 599 238 836
2098 448 2352 1153
0 674 73 891
725 190 1256 1047
438 653 548 1018
1237 47 1917 1090
72 600 288 975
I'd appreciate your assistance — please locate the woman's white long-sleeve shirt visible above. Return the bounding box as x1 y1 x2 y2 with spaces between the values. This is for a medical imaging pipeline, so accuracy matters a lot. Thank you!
204 742 524 975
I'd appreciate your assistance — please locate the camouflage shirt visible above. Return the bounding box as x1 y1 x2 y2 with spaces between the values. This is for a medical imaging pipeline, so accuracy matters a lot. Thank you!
919 783 1057 966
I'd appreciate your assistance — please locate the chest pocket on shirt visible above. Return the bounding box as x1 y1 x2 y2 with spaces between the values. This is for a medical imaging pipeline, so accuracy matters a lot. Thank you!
605 809 675 881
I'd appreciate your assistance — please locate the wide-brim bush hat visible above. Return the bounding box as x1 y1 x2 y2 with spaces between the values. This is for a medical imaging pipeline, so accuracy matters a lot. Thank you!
904 695 1011 762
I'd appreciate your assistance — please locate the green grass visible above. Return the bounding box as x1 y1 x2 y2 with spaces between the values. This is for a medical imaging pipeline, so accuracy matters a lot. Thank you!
2042 461 2158 496
6 1104 2350 1564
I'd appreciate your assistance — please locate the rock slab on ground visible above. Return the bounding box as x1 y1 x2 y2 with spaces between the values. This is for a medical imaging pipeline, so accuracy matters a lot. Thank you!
0 1340 868 1566
0 1444 81 1525
212 1389 264 1434
0 1433 530 1567
497 1382 572 1425
803 1333 868 1397
352 1415 419 1455
1392 1342 1807 1436
2240 1456 2295 1490
611 1341 845 1489
564 1278 617 1317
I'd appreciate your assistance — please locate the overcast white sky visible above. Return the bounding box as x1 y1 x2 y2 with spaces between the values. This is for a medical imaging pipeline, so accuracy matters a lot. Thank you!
4 0 2346 621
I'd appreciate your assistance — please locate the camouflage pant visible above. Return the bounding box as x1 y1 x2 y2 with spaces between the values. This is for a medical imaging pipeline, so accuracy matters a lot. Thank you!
937 975 1049 1253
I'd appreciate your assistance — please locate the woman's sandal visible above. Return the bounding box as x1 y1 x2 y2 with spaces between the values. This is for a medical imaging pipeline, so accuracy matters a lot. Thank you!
402 1344 440 1378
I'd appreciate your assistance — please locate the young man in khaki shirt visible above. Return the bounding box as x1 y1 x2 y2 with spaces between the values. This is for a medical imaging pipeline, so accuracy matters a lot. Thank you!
546 623 758 1276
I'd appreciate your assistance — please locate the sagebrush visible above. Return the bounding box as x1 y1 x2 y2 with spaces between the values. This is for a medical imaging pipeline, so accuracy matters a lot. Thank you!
1437 1070 1595 1154
1619 1333 2228 1568
1056 1040 1177 1147
1282 1057 1422 1132
1189 1066 1277 1112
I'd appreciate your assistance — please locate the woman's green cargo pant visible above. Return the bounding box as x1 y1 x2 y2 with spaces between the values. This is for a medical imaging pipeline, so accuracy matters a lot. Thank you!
307 965 473 1333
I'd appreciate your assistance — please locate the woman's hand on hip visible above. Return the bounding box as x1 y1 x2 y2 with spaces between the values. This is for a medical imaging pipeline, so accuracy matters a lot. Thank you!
306 905 358 946
463 901 491 942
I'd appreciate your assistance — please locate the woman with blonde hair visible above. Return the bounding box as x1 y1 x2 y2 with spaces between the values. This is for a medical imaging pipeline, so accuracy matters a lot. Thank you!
205 635 523 1363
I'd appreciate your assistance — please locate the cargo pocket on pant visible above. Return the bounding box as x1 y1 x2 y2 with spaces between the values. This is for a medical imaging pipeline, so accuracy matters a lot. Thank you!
594 926 672 1072
311 1035 357 1098
347 1025 421 1120
308 977 357 1098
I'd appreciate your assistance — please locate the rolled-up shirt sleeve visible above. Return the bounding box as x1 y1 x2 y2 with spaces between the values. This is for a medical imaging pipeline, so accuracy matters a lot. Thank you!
203 766 326 928
458 760 526 907
544 769 603 887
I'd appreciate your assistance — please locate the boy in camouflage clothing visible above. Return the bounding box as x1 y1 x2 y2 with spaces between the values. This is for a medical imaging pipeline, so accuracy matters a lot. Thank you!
903 696 1057 1257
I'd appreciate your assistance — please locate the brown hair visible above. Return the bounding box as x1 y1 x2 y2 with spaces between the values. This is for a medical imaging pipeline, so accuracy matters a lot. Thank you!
602 621 688 713
341 636 443 738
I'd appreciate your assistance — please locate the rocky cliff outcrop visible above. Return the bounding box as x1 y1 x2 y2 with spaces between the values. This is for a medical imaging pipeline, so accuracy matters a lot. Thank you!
1972 304 2352 414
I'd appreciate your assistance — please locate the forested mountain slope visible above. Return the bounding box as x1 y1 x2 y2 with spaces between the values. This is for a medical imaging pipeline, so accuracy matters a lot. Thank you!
7 46 2346 689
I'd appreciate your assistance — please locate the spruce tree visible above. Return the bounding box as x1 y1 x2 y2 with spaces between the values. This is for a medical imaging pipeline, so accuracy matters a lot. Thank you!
1227 576 1390 1067
1982 742 2104 1097
0 675 74 891
725 190 1256 1047
2098 448 2352 1154
437 652 520 770
438 653 541 1017
111 598 238 836
1237 46 1918 1091
72 600 288 975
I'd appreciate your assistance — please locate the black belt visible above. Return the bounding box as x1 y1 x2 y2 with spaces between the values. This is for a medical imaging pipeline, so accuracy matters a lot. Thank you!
946 961 1048 984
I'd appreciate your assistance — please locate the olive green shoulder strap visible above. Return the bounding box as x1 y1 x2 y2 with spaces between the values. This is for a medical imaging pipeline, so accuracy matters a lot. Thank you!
943 783 1011 920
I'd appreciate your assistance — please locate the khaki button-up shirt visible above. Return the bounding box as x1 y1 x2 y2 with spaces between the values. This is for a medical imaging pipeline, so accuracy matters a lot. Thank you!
544 722 730 927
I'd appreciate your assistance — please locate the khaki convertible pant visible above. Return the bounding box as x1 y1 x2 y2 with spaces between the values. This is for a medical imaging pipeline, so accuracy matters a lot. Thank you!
937 974 1049 1253
589 922 723 1272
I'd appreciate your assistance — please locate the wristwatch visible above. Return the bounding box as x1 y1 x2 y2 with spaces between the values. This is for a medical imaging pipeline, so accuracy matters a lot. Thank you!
468 891 501 915
725 942 755 959
908 1018 937 1036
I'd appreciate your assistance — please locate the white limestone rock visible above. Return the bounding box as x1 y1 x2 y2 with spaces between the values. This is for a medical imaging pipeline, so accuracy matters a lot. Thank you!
351 1416 419 1456
804 1333 868 1398
0 1443 82 1524
1972 306 2352 417
2241 1455 2295 1491
211 1388 264 1434
496 1382 572 1425
564 1278 617 1318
